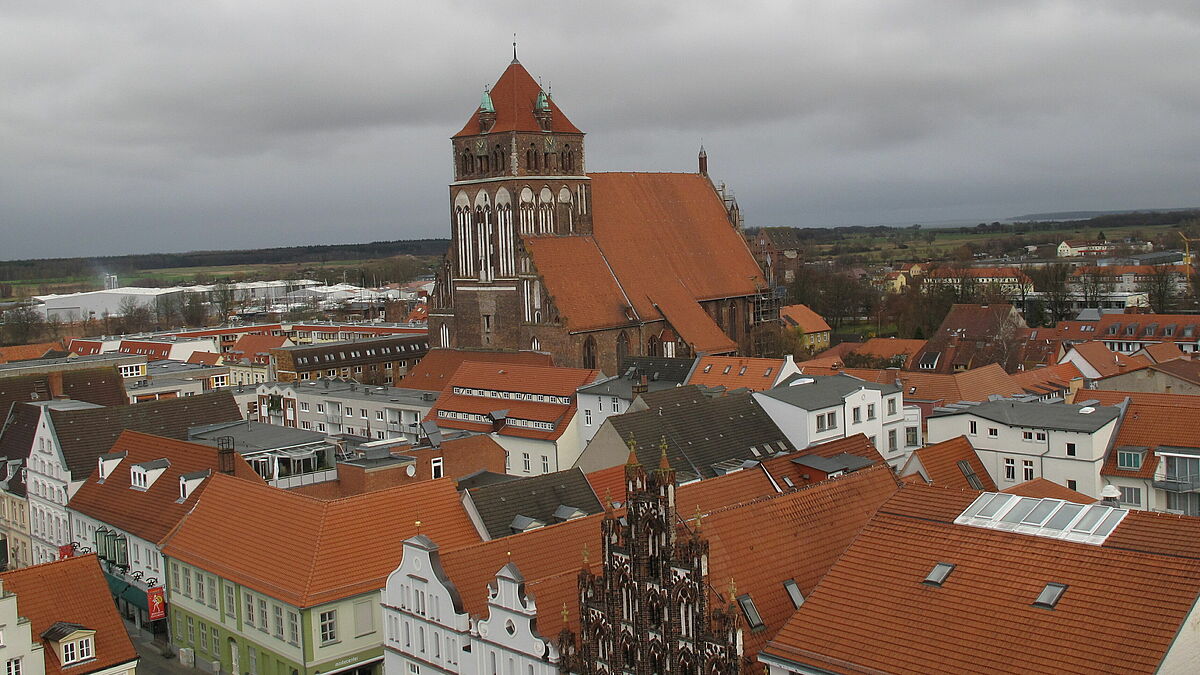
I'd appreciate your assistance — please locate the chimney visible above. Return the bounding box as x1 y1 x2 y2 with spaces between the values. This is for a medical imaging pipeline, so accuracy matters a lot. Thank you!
217 436 236 474
698 145 708 176
48 371 64 398
632 375 649 397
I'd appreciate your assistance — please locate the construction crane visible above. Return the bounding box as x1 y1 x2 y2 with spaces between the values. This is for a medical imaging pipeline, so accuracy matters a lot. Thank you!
1178 231 1200 272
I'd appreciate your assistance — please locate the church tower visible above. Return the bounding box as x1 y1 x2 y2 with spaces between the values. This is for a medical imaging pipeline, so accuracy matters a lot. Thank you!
429 57 591 352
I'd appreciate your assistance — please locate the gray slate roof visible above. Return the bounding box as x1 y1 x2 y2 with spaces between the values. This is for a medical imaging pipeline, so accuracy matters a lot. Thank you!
929 399 1120 432
759 373 901 411
465 467 602 540
609 386 793 481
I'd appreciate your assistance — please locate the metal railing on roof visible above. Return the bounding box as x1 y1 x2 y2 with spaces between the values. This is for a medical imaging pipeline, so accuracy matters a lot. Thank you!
1152 474 1200 493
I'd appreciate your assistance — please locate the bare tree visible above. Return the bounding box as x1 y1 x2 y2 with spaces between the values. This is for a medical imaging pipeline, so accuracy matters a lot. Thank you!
1138 266 1178 313
1 305 44 346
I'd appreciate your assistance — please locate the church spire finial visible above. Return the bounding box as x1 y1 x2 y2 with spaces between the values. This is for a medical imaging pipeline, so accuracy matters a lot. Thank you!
513 34 519 64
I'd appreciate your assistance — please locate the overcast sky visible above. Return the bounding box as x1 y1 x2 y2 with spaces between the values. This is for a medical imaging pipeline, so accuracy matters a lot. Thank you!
2 1 1199 260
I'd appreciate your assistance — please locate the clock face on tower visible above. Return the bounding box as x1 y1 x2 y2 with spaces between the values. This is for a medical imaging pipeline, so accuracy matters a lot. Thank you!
544 137 556 151
475 139 486 153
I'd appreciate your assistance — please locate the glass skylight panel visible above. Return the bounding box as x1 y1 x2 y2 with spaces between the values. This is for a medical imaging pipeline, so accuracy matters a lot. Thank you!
976 493 1015 519
1044 503 1084 530
1092 509 1127 538
1021 500 1060 526
999 498 1040 524
1033 582 1068 609
923 562 955 586
956 493 1126 544
1070 505 1107 533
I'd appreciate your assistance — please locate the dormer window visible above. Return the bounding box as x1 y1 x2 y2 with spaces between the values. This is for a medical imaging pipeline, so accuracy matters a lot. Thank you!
130 467 148 490
63 636 94 664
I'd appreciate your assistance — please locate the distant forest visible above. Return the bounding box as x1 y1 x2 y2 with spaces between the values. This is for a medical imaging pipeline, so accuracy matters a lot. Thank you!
0 239 451 283
746 209 1200 243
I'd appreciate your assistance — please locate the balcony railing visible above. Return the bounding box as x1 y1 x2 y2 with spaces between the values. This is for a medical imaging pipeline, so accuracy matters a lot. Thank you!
1152 475 1200 493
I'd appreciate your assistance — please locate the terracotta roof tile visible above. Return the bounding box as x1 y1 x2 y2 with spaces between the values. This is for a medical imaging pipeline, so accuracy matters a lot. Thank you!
1002 477 1095 503
1140 341 1186 363
163 473 481 607
67 430 264 544
853 337 926 366
1011 362 1083 393
1106 510 1200 559
399 349 555 391
1069 340 1151 378
454 61 580 138
1 555 139 675
762 509 1200 675
795 363 1023 405
0 341 61 364
686 356 785 392
779 305 830 334
905 436 996 491
523 173 764 337
227 334 290 364
1147 358 1200 385
186 351 222 365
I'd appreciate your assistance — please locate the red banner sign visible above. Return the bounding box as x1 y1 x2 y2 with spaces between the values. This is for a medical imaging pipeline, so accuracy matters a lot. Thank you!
147 587 166 621
57 544 74 560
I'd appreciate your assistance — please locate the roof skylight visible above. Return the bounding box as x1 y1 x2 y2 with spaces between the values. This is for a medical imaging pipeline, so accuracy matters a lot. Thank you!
956 493 1128 545
1033 582 1068 609
923 562 955 587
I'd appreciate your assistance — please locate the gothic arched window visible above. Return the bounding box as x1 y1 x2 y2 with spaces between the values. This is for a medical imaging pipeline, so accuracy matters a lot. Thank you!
647 335 660 357
616 331 629 366
583 336 597 370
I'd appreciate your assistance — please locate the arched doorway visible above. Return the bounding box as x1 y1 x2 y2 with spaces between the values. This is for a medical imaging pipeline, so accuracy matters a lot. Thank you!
228 638 239 674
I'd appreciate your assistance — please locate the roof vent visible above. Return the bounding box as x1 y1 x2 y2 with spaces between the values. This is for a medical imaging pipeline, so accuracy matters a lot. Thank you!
789 378 815 387
1033 582 1068 609
923 562 955 587
1079 406 1095 414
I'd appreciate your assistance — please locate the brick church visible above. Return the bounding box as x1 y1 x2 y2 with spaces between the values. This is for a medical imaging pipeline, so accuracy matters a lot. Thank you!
428 57 772 374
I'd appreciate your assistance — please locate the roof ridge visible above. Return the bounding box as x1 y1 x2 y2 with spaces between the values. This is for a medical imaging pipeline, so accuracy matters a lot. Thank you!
301 498 336 604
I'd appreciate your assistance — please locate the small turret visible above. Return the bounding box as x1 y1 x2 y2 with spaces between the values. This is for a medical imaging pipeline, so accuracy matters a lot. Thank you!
698 145 708 176
534 89 552 131
478 86 496 133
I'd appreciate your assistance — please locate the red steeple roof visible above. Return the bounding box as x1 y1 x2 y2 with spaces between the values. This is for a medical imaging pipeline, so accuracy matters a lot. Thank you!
454 61 581 138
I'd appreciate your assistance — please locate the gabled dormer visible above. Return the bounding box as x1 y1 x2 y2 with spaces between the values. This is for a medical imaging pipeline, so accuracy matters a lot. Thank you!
178 469 211 502
97 451 126 483
129 459 170 491
41 621 95 666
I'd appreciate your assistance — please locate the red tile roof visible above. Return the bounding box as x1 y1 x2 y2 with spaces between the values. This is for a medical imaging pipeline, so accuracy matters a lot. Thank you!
186 351 222 365
796 363 1023 405
454 61 581 138
227 334 290 364
399 348 554 391
854 337 926 365
1095 313 1200 340
1068 340 1151 378
905 435 996 491
686 356 785 392
1090 390 1200 480
0 341 62 364
779 304 830 334
1002 478 1095 503
162 473 481 607
67 431 264 544
524 173 763 339
1140 341 1186 363
763 485 1200 675
1106 510 1200 559
1147 357 1200 385
1 555 139 675
1011 362 1083 394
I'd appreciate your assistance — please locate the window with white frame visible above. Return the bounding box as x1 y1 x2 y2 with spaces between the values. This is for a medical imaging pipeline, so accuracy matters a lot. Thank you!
1119 486 1142 506
61 637 93 665
319 609 338 644
131 467 148 489
852 407 862 424
7 658 21 675
867 403 876 420
1117 449 1143 470
431 457 444 480
969 420 977 435
1004 458 1015 481
522 453 531 473
989 428 998 437
1022 459 1034 481
887 398 897 416
584 409 592 426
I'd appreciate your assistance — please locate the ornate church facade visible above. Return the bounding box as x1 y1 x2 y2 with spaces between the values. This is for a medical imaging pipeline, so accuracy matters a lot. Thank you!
428 59 774 374
557 451 745 674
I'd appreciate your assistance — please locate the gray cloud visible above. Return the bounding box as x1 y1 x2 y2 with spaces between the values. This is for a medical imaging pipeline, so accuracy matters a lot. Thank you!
1 0 1199 259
